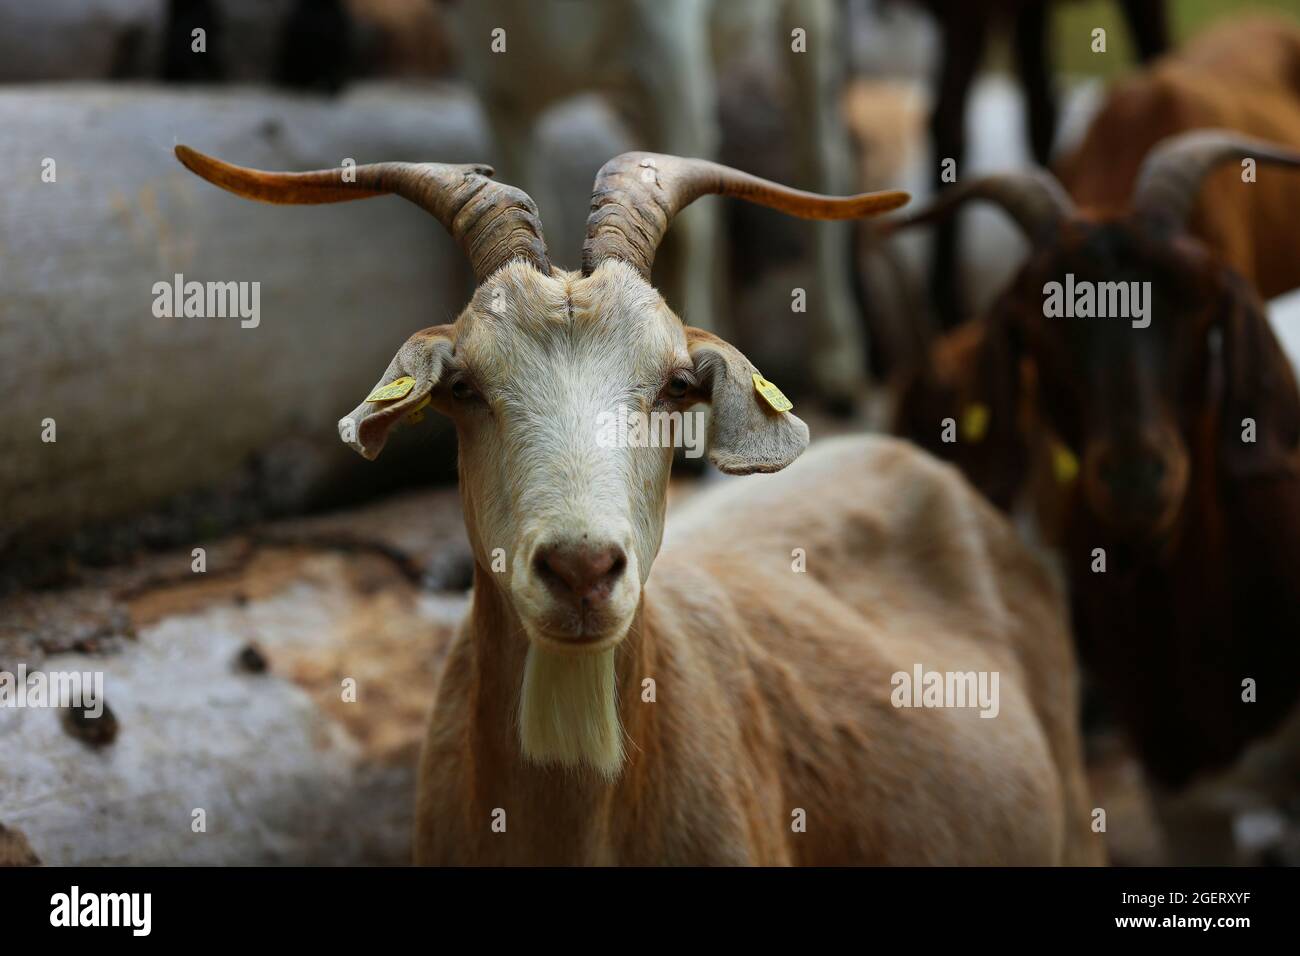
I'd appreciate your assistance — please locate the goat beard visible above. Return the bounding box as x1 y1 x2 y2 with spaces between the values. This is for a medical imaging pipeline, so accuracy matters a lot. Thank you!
518 644 624 780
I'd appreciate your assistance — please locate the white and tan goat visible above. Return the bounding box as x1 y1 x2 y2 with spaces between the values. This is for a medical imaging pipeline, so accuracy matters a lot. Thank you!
176 145 1100 865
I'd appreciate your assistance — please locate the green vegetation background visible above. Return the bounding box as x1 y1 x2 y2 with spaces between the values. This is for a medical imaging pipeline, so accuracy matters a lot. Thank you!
1033 0 1300 76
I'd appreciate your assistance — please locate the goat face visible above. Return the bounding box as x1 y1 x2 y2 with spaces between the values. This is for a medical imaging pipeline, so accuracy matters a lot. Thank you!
1011 223 1217 539
981 219 1299 544
341 259 817 779
338 259 811 652
430 262 700 652
897 131 1300 545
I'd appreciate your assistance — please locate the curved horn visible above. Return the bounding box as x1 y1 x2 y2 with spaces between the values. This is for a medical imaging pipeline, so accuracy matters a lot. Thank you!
1131 128 1300 231
582 151 908 278
878 169 1075 241
175 145 550 282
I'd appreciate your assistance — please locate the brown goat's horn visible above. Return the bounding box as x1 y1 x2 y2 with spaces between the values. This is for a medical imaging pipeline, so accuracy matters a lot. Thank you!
1131 129 1300 231
877 170 1075 241
582 151 908 278
175 145 550 282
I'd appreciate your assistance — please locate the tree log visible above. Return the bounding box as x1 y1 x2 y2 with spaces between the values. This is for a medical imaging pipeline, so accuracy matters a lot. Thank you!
0 84 485 559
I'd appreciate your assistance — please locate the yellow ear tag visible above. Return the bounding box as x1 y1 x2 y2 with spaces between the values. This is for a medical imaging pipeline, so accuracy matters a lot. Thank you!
405 394 431 425
366 375 416 403
1052 443 1080 485
752 373 793 412
961 402 990 443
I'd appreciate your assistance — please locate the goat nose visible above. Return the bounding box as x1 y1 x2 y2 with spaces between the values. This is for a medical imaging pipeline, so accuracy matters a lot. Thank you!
533 542 628 605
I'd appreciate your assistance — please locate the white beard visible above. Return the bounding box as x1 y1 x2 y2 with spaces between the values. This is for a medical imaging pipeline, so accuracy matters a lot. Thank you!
518 644 624 779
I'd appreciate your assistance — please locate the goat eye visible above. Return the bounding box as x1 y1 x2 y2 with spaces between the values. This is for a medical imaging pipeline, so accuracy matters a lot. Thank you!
451 379 477 401
664 373 692 399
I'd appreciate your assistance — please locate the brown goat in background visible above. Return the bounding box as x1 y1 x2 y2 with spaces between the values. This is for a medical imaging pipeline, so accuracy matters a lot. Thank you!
1057 15 1300 298
892 16 1300 517
892 129 1300 861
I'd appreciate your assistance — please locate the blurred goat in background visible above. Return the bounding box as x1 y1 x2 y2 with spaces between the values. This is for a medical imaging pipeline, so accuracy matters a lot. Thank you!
887 15 1300 862
451 0 871 405
893 17 1300 520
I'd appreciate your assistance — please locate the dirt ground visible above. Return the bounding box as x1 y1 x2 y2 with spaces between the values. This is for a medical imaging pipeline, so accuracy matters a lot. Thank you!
0 489 471 864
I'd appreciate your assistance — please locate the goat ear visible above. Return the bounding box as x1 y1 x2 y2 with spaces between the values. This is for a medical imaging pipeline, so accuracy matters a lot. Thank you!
1217 277 1300 478
685 327 809 474
339 325 455 460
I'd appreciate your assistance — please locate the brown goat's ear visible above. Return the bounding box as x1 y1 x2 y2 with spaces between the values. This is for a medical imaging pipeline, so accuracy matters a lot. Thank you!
339 325 455 460
685 327 809 474
1217 277 1300 478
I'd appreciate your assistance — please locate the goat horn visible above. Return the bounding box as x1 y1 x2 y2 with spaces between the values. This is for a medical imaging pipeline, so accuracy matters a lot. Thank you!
174 145 550 282
877 169 1075 241
581 151 908 278
1131 128 1300 231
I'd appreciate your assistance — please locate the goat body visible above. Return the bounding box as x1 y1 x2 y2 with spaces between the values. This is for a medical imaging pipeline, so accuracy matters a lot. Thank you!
1065 491 1300 790
1056 332 1300 788
415 435 1100 864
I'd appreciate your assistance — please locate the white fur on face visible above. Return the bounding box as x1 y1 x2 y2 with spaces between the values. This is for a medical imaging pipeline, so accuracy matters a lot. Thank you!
448 261 689 774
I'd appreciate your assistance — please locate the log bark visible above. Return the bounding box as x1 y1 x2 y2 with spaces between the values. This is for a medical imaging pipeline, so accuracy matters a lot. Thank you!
0 489 470 865
0 84 486 559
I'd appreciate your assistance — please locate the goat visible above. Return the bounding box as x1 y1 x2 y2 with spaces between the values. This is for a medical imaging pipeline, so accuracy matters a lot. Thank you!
892 16 1300 517
174 144 1101 865
449 0 870 403
1056 15 1300 300
888 130 1300 842
900 0 1169 327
